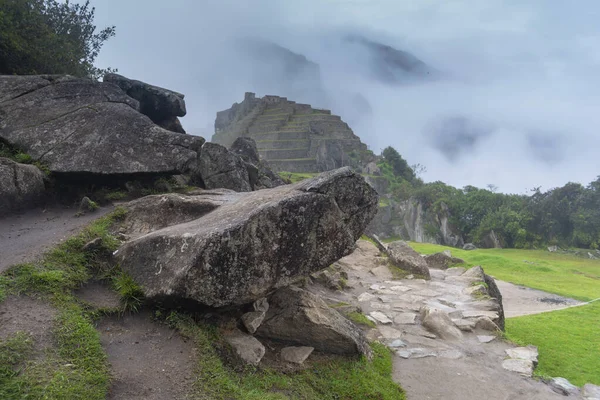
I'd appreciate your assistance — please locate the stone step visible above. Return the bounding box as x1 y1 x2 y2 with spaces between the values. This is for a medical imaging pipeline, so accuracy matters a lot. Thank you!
247 121 287 134
267 158 319 173
259 148 310 160
251 131 310 141
255 139 311 150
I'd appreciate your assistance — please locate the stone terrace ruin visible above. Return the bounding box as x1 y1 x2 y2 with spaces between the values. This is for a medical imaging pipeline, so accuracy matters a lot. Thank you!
212 93 368 173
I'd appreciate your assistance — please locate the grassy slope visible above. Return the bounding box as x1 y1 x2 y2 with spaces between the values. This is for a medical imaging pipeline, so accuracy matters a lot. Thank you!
407 242 600 301
407 241 600 386
0 209 404 399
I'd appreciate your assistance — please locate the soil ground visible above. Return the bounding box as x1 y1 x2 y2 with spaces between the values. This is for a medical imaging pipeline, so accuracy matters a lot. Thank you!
97 311 197 400
0 205 113 273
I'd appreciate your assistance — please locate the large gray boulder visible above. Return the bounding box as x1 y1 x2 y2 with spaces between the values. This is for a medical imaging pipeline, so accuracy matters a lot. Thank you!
256 287 371 356
103 73 187 133
114 167 378 307
0 158 45 216
195 142 252 192
229 137 285 190
0 75 203 175
386 240 431 279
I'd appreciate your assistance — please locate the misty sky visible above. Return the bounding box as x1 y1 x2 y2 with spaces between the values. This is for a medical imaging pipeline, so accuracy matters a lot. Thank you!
91 0 600 193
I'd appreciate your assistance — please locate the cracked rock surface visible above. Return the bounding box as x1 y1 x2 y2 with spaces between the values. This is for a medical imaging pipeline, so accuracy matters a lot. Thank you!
0 75 204 175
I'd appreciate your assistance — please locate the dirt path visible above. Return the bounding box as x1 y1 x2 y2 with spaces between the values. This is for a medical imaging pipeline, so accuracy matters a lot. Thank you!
495 280 583 317
312 241 568 400
0 205 113 273
97 311 198 400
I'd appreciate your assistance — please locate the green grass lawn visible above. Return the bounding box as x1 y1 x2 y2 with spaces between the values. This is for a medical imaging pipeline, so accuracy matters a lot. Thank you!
407 242 600 301
406 241 600 386
505 301 600 386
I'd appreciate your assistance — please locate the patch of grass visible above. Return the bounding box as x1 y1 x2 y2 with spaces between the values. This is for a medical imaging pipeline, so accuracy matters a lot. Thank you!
408 242 600 301
329 301 350 308
0 333 34 398
347 312 377 329
506 302 600 386
168 312 403 399
104 190 128 201
0 208 127 399
112 272 144 312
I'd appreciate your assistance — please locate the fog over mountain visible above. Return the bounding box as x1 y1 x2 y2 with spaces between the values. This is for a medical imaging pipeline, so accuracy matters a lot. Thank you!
92 0 600 193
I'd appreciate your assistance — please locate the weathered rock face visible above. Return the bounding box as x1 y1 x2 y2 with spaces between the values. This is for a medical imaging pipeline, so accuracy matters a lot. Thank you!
114 167 378 307
0 75 204 175
212 93 368 173
229 137 285 190
119 191 232 237
368 199 464 248
386 240 431 279
0 158 45 216
195 142 253 192
103 73 186 133
256 287 371 356
480 230 502 249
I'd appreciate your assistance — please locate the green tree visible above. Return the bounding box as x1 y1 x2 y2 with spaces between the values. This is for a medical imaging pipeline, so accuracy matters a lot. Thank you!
0 0 115 78
382 146 416 182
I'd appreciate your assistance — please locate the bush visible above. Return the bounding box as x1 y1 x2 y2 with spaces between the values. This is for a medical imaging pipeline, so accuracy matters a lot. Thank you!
0 0 115 78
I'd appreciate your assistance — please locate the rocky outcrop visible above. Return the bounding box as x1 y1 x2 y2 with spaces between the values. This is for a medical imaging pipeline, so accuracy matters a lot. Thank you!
424 252 465 270
480 230 502 249
256 287 371 356
386 240 431 279
229 137 285 190
195 142 253 192
368 199 464 248
114 167 378 307
0 75 203 176
212 93 368 173
0 158 45 216
103 73 187 133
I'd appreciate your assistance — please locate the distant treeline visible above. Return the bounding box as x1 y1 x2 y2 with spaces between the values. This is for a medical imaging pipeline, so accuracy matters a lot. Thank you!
0 0 115 78
374 146 600 249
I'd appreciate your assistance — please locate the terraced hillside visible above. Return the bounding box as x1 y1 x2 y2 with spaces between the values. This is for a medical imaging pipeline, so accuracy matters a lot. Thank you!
212 93 368 173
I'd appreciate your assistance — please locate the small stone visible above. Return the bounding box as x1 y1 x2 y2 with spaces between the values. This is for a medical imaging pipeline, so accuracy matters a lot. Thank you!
422 332 437 339
369 311 392 325
582 383 600 399
475 316 500 332
253 298 269 313
549 377 580 396
394 313 417 325
390 286 412 293
461 266 485 280
280 346 314 365
452 319 476 332
79 196 97 212
370 302 391 310
505 346 538 365
398 348 436 359
225 330 265 366
477 335 496 343
357 292 376 302
377 325 403 340
421 306 463 340
442 250 452 257
397 350 411 359
370 284 384 291
502 359 534 377
388 339 407 348
241 311 266 334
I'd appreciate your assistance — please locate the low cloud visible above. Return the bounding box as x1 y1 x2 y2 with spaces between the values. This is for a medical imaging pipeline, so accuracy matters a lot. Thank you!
93 0 600 193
